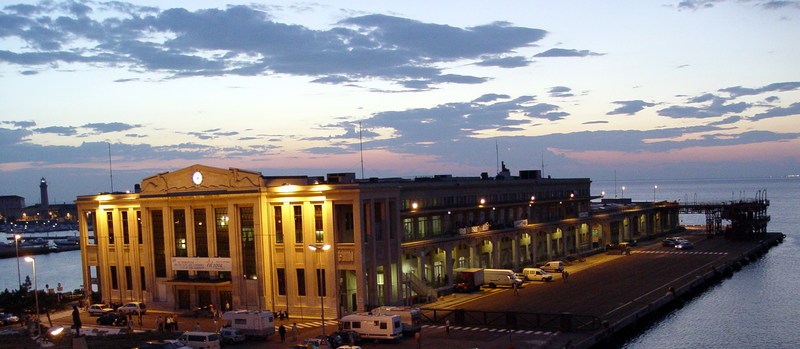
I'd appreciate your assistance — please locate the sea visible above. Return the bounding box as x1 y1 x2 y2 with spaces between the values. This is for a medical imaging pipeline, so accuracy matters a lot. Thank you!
1 177 798 347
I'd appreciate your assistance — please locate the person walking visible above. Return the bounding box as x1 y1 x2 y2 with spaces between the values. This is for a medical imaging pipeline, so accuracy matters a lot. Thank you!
562 270 569 282
513 282 520 296
291 322 298 341
71 304 82 337
445 319 450 336
278 324 286 342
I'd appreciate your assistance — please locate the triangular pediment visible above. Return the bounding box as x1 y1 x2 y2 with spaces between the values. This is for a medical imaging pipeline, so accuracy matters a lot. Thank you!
139 164 262 195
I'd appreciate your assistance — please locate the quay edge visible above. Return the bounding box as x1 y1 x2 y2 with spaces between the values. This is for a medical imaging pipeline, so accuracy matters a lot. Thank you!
570 232 786 349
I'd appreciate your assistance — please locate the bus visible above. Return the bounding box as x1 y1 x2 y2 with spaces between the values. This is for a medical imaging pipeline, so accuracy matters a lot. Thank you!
370 306 422 334
339 313 403 340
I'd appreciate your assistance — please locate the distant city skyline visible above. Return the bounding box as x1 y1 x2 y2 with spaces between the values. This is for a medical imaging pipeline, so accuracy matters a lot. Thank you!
1 0 798 205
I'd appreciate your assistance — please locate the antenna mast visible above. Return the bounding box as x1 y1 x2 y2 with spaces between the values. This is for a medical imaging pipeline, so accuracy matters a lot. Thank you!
359 122 364 179
495 140 500 174
108 142 114 192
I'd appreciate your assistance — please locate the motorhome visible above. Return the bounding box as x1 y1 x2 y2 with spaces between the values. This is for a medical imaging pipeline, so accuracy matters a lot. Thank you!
220 310 275 338
370 306 421 334
483 269 523 288
339 313 402 340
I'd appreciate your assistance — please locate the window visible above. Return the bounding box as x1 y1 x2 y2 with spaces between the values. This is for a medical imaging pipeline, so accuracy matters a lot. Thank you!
403 218 414 241
125 266 132 290
86 211 96 244
240 207 256 278
352 322 361 329
215 208 230 257
274 206 283 243
122 211 130 244
316 268 326 297
417 217 428 238
380 322 387 330
151 210 166 277
277 268 286 295
106 211 114 244
194 208 208 257
173 209 187 257
110 266 118 289
294 205 303 243
136 211 143 245
334 204 354 243
314 204 324 243
140 266 146 290
296 268 306 296
432 215 442 236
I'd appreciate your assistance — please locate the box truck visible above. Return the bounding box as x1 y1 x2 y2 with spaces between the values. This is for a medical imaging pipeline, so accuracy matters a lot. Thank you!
483 269 523 288
453 268 484 292
220 310 275 339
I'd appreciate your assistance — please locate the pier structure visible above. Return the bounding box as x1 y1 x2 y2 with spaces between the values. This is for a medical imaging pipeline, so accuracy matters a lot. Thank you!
678 197 770 239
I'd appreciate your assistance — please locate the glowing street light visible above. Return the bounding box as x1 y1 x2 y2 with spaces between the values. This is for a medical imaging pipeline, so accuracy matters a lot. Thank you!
621 186 626 198
654 185 658 202
308 243 331 336
25 256 39 335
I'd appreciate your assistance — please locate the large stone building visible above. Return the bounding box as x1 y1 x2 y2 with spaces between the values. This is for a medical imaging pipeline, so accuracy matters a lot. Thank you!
75 164 679 318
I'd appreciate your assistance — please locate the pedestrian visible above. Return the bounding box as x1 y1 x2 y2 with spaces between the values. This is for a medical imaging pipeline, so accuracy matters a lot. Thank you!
414 331 421 349
165 315 173 332
513 282 520 296
562 270 569 282
156 316 164 332
291 322 298 341
71 304 82 337
195 322 200 331
138 311 143 326
278 324 286 342
445 319 450 336
225 301 231 313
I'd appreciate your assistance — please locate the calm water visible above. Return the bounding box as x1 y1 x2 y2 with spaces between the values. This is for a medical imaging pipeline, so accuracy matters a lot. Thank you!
594 178 800 349
2 178 798 347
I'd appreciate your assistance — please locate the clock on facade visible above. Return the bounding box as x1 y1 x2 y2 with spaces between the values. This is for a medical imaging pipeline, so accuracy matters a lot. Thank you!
192 171 203 185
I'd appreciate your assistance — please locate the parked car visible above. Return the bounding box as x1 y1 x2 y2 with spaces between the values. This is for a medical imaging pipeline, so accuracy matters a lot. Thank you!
87 304 114 316
118 301 147 315
539 261 565 273
662 239 677 247
675 241 694 250
136 340 180 349
330 330 361 344
0 313 20 325
97 312 127 326
164 339 194 349
302 337 331 349
219 328 246 344
521 267 553 282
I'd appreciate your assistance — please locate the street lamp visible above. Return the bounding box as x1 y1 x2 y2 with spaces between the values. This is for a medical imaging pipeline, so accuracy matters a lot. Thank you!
15 234 21 289
308 243 331 336
621 186 625 199
654 185 658 202
25 256 39 336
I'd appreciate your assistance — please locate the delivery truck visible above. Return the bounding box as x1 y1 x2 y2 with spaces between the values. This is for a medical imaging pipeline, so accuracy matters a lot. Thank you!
483 269 523 288
453 268 484 292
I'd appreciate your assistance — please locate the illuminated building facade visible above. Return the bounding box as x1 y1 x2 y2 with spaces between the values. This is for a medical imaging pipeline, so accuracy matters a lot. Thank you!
76 164 679 317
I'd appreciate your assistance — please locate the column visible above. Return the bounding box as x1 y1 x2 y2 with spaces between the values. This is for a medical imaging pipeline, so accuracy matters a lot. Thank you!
468 244 476 268
491 238 500 268
511 235 519 269
574 225 581 254
416 251 425 283
444 247 453 285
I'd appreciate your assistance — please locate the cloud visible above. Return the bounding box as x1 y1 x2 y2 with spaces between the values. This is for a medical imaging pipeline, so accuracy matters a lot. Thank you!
719 81 800 98
83 122 140 133
607 100 657 115
34 126 78 136
2 120 36 128
472 93 511 103
0 4 548 90
475 56 531 68
534 48 603 57
548 86 573 98
708 115 742 126
658 97 749 118
750 102 800 121
583 120 609 125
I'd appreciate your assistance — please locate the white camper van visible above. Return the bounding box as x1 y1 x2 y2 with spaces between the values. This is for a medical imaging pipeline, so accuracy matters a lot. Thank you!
220 310 275 338
339 313 403 340
483 269 524 288
370 306 421 333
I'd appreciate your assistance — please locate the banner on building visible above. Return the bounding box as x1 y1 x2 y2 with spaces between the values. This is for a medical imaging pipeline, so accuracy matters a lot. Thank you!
171 257 232 271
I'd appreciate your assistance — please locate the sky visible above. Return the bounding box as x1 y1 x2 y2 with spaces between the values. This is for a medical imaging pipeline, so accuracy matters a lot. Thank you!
1 0 799 206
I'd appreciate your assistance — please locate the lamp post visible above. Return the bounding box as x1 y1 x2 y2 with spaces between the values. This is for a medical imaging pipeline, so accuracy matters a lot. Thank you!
653 185 658 202
308 243 331 336
25 256 39 335
15 234 21 289
621 186 625 199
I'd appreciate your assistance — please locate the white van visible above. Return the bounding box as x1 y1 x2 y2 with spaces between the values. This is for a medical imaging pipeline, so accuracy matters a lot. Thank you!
483 269 523 288
370 306 421 333
540 261 565 273
522 267 553 281
339 313 402 340
220 310 274 338
178 331 221 349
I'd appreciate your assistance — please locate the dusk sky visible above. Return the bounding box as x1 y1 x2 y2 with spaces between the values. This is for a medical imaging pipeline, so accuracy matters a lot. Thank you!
1 0 799 206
